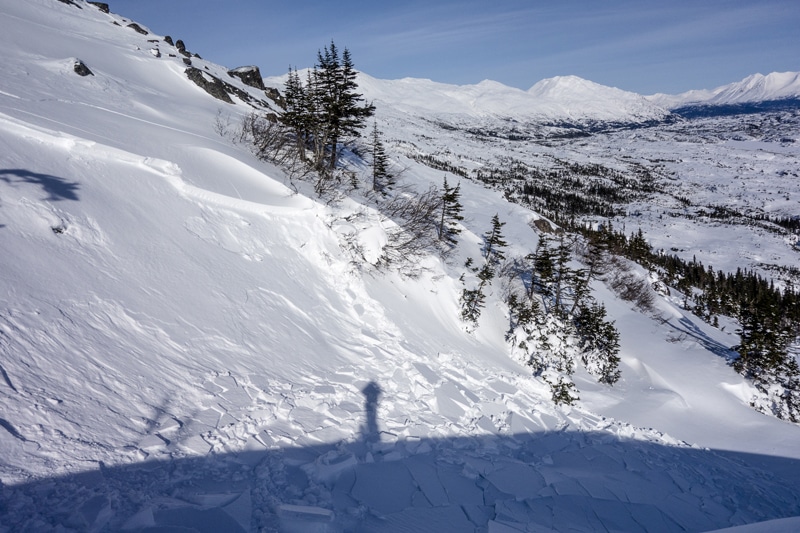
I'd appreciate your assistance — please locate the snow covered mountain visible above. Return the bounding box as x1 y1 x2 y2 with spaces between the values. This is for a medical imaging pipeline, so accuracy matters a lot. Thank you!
648 71 800 109
280 72 672 129
1 1 799 532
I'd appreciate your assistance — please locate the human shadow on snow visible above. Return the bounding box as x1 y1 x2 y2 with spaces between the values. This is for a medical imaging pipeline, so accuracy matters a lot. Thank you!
0 168 80 202
2 381 800 532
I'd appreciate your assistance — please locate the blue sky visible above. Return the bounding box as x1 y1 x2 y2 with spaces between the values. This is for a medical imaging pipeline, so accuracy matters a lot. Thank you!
111 0 799 95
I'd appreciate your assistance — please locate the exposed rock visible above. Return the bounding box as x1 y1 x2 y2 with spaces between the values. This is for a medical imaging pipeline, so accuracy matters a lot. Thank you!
175 40 192 58
265 87 285 108
88 2 109 13
185 67 233 104
164 35 174 46
56 0 81 8
73 59 94 77
182 57 192 66
184 67 272 108
228 66 266 91
127 23 148 35
531 218 560 234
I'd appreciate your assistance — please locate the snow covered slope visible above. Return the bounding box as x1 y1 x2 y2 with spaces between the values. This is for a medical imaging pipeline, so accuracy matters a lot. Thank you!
1 1 799 532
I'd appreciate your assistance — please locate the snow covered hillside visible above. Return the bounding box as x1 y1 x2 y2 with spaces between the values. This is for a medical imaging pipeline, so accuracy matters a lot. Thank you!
1 1 799 532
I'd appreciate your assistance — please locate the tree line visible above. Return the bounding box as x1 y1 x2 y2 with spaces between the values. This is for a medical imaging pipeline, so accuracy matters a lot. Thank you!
574 222 800 421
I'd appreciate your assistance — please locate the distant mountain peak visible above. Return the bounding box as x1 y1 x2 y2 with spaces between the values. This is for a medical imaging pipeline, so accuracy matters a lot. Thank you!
647 71 800 109
527 75 608 95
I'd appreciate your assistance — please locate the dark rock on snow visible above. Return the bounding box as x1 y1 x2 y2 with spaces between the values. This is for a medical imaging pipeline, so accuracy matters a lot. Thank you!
228 66 266 91
175 39 192 58
265 87 285 108
73 59 94 77
185 67 273 108
185 67 233 104
88 2 109 13
127 23 148 35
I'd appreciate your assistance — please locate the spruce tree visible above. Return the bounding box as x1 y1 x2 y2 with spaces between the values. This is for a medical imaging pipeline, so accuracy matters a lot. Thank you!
553 235 572 309
534 235 556 303
281 67 306 158
483 214 508 266
314 42 375 172
370 121 393 195
734 303 794 386
437 176 464 246
575 302 621 385
461 216 507 327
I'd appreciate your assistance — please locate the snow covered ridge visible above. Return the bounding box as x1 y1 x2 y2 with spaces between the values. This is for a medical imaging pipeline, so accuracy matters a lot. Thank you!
268 69 800 137
1 0 800 531
647 71 800 109
348 72 673 125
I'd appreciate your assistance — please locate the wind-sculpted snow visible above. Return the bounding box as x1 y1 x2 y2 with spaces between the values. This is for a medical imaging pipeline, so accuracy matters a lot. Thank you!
1 1 800 531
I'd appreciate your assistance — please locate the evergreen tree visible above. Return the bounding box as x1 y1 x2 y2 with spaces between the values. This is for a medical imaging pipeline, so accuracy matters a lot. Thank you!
437 176 464 246
553 235 573 309
534 235 556 304
272 42 374 186
314 42 375 172
483 214 508 266
548 375 580 405
734 303 795 386
460 286 486 325
281 67 308 159
461 217 508 327
574 302 621 385
370 121 393 195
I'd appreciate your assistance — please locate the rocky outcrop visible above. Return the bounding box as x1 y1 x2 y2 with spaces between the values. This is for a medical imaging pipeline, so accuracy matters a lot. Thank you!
56 0 81 8
88 2 109 13
73 59 93 77
175 40 191 58
227 67 285 108
185 67 273 108
163 35 174 46
228 66 265 91
265 87 284 108
185 67 233 104
127 23 148 35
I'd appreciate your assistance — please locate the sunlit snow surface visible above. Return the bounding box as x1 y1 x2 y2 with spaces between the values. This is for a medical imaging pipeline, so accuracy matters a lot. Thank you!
1 1 799 531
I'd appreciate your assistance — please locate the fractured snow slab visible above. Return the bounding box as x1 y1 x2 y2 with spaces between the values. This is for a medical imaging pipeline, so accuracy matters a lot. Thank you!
278 504 334 533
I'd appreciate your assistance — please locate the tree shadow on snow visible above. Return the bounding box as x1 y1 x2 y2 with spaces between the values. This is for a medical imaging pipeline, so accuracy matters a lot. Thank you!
0 168 80 202
665 315 738 361
2 381 800 532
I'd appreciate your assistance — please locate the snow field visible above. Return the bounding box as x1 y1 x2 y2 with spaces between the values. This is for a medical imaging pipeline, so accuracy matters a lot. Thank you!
1 0 799 531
